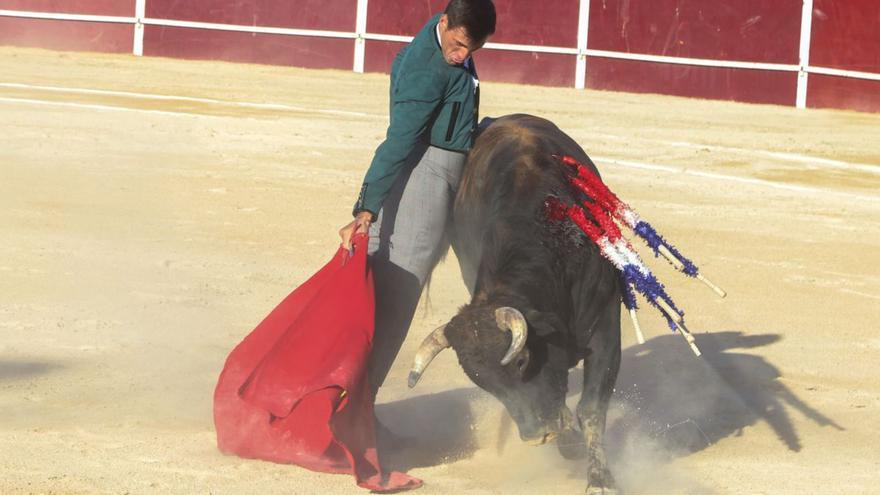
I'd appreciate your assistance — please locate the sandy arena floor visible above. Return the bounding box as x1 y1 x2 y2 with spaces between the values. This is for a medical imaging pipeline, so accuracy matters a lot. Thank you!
1 46 878 494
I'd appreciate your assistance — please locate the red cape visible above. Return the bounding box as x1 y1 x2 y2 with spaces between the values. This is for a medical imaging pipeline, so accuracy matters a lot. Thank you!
213 234 422 492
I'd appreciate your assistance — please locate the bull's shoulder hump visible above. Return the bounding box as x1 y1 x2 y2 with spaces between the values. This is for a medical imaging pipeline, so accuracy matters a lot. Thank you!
480 115 564 143
492 114 561 131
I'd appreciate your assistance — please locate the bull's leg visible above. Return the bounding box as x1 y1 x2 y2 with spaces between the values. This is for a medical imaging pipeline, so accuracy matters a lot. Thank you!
577 303 622 495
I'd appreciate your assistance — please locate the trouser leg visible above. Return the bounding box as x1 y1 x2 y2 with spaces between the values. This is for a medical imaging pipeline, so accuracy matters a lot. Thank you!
366 144 466 396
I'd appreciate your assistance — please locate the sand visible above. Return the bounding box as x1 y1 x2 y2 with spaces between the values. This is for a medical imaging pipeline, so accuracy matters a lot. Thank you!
1 46 878 494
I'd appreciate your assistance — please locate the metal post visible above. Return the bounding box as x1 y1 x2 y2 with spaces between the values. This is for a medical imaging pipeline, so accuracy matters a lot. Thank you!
353 0 368 73
796 0 814 109
133 0 146 56
575 0 591 89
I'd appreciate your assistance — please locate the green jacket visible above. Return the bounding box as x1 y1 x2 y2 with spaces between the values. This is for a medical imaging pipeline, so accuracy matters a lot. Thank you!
354 13 480 217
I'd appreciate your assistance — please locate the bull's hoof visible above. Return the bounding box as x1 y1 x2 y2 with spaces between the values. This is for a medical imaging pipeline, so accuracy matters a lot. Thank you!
525 431 558 446
586 468 619 495
587 464 618 495
556 427 587 460
586 486 619 495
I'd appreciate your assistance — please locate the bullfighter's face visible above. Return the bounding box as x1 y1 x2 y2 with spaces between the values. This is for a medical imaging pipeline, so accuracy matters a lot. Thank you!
444 305 571 445
438 14 485 66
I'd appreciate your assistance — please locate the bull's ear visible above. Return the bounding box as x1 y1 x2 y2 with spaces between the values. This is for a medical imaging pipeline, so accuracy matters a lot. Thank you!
524 310 567 337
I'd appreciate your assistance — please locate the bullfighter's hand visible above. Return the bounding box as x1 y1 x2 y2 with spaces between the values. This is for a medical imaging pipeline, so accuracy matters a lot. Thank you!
339 211 373 250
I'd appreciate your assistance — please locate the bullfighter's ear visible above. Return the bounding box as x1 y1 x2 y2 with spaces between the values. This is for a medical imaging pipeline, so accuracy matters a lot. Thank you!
524 310 567 337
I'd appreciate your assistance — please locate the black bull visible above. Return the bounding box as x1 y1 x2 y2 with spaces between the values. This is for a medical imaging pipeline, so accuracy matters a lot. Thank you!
409 114 622 494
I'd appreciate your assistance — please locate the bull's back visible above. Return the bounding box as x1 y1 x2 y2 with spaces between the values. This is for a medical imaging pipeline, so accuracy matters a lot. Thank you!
453 114 598 291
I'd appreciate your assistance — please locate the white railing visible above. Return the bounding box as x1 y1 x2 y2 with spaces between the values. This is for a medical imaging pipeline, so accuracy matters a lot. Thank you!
2 1 878 109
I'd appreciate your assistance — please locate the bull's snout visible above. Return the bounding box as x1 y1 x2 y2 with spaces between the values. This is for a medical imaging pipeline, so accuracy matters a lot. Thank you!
524 430 559 446
517 405 575 446
516 418 562 446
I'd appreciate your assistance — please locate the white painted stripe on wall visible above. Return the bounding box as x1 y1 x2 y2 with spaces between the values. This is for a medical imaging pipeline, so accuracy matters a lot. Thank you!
797 0 815 108
485 41 578 55
362 33 411 43
1 9 879 90
0 9 133 23
584 48 800 72
141 17 358 39
353 32 581 55
807 65 880 82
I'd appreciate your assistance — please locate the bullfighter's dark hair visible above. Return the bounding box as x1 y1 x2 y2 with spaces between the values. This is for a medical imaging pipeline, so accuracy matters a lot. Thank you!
445 0 496 44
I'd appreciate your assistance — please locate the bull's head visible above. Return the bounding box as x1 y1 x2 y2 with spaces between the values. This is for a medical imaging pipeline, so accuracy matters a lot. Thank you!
409 305 572 445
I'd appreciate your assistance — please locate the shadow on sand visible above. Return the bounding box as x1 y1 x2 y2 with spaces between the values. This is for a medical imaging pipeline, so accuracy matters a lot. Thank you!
375 387 482 472
378 330 845 479
0 360 62 381
601 330 844 458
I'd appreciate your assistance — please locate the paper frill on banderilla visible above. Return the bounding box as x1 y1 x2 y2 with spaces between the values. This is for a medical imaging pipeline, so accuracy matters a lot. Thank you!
544 155 727 356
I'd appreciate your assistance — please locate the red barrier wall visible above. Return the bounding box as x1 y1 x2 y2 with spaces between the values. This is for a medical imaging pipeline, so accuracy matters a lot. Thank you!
588 0 801 63
807 0 880 111
146 0 356 31
144 0 356 68
0 0 133 52
584 57 798 106
0 17 132 52
366 0 447 36
807 74 880 114
365 0 579 86
478 50 576 87
586 0 802 105
144 26 353 70
811 0 879 71
1 0 878 113
367 41 577 87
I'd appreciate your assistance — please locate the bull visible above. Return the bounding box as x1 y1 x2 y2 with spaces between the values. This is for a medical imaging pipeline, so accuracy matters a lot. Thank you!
409 114 623 494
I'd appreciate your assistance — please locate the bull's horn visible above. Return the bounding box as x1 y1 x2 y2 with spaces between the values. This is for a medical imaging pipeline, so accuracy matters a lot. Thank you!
495 307 528 366
408 324 450 388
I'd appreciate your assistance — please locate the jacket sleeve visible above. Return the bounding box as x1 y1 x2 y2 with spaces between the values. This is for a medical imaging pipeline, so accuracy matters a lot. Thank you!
353 67 446 217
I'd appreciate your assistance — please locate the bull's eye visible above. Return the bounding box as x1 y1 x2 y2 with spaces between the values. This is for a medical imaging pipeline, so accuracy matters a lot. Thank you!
510 349 530 376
